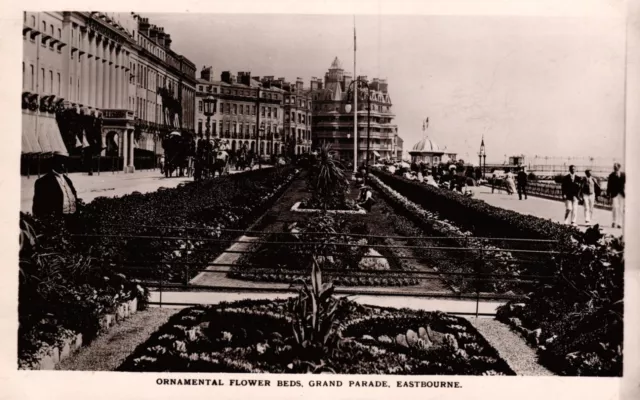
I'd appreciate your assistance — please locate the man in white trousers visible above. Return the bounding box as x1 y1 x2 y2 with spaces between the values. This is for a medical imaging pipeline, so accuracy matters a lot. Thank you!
580 169 601 226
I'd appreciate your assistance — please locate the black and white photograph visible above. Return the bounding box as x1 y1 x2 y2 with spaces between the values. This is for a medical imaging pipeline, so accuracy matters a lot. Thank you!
3 0 640 399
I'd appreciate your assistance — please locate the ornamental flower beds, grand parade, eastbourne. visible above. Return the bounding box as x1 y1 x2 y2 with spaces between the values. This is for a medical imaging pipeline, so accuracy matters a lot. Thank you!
18 146 624 377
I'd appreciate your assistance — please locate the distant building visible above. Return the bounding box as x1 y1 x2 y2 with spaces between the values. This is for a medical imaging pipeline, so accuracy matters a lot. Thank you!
311 57 398 163
195 68 287 156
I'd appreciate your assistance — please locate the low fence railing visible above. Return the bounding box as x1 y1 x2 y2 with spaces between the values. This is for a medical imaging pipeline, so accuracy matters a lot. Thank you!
70 225 563 318
486 180 612 209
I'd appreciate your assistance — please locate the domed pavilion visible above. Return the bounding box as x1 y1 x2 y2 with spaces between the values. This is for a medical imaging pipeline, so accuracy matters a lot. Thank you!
408 136 457 165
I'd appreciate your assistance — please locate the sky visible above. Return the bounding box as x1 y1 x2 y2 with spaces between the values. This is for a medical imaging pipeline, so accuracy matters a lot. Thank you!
151 13 626 163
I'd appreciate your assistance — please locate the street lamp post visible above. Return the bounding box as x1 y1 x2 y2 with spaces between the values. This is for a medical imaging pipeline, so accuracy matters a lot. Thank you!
203 95 216 178
345 78 372 176
255 87 262 169
257 121 265 169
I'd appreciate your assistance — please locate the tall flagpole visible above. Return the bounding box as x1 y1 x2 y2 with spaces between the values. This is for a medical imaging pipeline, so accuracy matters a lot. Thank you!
353 15 358 174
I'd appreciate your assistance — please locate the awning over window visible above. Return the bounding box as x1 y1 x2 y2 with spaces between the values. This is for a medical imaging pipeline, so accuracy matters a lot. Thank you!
22 113 42 154
22 113 68 155
373 150 381 157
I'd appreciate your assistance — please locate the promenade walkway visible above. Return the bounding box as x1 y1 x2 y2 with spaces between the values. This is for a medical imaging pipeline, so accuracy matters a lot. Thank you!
468 186 622 236
20 166 271 214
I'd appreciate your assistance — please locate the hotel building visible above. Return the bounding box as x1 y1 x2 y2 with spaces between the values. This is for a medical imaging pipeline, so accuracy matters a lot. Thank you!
311 57 399 163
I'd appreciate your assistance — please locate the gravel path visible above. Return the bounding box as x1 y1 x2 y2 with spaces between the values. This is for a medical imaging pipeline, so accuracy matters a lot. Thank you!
468 318 555 376
56 308 178 371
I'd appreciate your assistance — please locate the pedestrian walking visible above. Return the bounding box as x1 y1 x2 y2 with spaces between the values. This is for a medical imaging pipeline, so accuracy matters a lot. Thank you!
504 169 517 195
580 169 601 226
516 167 528 200
561 165 581 225
491 169 499 193
606 163 625 229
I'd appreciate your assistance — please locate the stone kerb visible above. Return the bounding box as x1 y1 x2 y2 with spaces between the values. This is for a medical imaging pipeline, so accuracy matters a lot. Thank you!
28 297 139 370
290 201 367 215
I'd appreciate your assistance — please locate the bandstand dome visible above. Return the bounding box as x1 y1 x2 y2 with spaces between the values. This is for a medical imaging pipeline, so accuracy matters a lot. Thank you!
412 137 441 152
408 135 457 165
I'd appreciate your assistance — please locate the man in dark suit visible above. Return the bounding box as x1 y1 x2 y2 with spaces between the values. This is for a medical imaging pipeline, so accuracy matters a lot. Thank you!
561 165 581 225
516 167 528 200
606 162 625 229
32 151 79 222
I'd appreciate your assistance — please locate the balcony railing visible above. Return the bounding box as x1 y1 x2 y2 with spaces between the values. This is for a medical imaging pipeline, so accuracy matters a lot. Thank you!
103 109 134 120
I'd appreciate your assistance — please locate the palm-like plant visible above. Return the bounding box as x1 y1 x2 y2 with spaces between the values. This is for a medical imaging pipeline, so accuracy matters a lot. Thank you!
307 144 349 210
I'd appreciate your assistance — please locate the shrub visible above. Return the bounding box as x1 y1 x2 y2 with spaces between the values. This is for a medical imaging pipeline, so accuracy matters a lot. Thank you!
528 172 538 181
553 174 564 184
496 226 623 376
18 213 149 368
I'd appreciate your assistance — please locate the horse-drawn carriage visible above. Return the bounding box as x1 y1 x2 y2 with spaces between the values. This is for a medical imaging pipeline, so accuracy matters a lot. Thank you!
161 131 194 178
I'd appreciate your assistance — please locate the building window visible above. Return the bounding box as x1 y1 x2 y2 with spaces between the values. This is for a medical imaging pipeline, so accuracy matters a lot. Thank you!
252 105 256 115
198 119 202 134
274 108 278 119
42 21 46 33
22 62 25 89
198 100 203 112
232 104 237 115
239 105 243 115
49 70 53 93
31 15 35 27
30 64 34 90
40 68 44 92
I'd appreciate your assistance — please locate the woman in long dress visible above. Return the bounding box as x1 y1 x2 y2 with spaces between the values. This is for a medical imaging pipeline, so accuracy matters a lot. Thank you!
505 170 517 195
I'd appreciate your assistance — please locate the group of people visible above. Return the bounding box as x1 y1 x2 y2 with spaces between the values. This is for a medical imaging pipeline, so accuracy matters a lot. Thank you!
561 164 625 228
492 167 529 200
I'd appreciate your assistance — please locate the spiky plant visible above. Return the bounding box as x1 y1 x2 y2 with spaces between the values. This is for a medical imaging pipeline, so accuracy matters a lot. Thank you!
307 144 349 210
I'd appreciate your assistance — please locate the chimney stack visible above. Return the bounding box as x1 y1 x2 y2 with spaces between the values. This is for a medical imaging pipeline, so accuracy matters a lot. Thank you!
221 71 232 84
201 66 213 82
296 77 304 91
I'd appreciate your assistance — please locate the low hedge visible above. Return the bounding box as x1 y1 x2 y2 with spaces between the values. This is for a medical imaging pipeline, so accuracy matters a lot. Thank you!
371 170 578 243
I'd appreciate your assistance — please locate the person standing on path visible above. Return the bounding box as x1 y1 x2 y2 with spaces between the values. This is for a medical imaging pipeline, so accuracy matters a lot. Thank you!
561 165 581 225
32 151 80 230
607 163 625 229
516 167 528 200
580 169 600 226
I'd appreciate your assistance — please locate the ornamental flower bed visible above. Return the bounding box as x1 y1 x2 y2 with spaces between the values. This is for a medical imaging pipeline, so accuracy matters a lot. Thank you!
495 226 624 376
75 168 297 283
228 214 419 287
369 175 531 294
18 213 149 369
118 299 513 375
